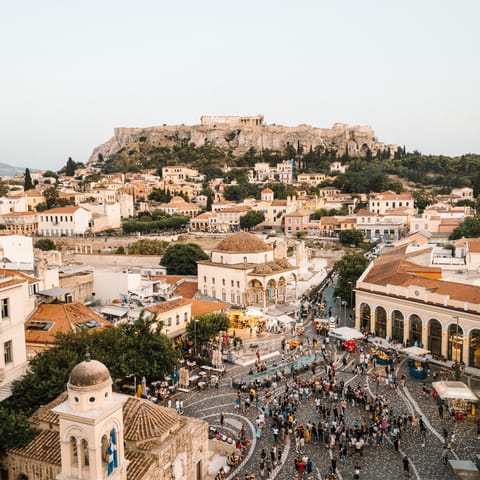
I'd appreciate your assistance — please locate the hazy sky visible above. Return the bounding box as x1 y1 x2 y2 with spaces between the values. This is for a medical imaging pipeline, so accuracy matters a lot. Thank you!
1 0 479 170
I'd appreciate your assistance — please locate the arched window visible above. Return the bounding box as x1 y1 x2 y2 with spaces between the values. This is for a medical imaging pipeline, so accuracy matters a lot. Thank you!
375 307 387 338
101 435 109 465
428 319 442 356
392 311 404 343
448 324 463 363
81 438 89 466
360 304 371 332
469 330 480 368
70 437 78 466
409 315 422 346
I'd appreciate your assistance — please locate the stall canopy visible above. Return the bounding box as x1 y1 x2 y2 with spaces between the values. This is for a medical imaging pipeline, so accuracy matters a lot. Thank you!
432 381 479 401
265 314 295 325
328 327 364 342
401 346 430 356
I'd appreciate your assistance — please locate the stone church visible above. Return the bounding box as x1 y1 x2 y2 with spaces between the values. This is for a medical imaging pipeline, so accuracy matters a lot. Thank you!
5 356 209 480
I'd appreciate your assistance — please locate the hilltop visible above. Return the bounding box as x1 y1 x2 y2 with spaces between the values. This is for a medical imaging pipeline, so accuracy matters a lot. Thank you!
88 115 397 167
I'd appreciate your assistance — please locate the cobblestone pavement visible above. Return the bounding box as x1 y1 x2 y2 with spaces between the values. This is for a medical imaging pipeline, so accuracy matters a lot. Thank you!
180 327 480 480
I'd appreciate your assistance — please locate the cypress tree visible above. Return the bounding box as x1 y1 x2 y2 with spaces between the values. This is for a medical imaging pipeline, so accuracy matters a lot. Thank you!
24 168 33 191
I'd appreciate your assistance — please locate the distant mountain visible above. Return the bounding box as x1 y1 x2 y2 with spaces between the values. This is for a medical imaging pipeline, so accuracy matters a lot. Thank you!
0 163 25 177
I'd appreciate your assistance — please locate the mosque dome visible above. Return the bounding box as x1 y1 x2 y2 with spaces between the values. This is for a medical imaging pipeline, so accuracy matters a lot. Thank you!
215 232 271 253
68 357 112 391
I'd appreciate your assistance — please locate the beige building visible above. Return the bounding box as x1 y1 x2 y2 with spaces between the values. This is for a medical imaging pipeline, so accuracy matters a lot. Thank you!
157 196 201 218
296 173 328 187
1 211 38 236
368 191 414 215
197 232 298 308
6 357 209 480
355 242 480 368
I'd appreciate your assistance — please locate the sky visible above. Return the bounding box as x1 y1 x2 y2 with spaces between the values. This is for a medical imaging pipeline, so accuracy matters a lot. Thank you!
1 0 479 170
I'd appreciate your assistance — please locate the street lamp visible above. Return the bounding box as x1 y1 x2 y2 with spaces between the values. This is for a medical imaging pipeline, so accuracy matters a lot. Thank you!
342 301 347 326
348 281 353 308
194 319 199 356
336 296 341 326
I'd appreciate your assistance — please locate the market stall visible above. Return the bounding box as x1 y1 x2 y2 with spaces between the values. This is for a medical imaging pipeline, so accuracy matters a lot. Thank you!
328 326 365 342
401 346 431 379
432 381 478 420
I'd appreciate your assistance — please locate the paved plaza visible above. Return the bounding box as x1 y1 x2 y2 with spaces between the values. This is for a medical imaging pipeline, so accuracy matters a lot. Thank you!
177 322 480 480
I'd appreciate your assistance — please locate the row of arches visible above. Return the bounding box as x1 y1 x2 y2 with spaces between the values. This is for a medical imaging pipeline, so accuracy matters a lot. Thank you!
359 304 480 367
247 275 296 306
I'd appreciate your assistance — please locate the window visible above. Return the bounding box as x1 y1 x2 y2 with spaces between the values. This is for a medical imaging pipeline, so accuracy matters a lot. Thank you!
222 292 226 301
176 314 180 325
203 276 206 283
237 295 241 304
237 281 240 288
231 293 235 303
4 340 12 363
1 298 9 318
212 289 216 298
184 312 188 323
167 317 172 327
231 280 234 287
212 277 215 285
222 278 225 286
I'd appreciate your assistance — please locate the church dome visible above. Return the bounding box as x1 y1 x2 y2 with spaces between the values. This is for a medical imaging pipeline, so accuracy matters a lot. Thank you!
68 357 112 391
215 232 271 253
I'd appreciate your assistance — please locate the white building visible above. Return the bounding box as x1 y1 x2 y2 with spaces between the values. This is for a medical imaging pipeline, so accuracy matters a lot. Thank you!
81 201 121 231
368 191 415 215
37 206 92 236
0 195 28 215
0 234 34 269
197 232 298 308
0 274 32 401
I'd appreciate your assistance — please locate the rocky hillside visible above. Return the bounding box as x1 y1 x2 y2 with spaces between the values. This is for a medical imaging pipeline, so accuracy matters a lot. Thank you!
88 117 397 164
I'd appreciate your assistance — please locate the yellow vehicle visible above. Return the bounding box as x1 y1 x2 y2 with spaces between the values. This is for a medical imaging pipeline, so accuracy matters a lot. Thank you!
288 340 301 349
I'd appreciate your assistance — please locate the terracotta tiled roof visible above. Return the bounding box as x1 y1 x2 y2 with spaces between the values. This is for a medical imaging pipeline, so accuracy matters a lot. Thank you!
126 451 157 480
25 302 111 347
191 299 230 317
146 297 192 314
261 188 273 193
123 397 181 442
41 206 85 214
30 392 67 427
0 269 38 284
271 200 287 206
362 247 480 304
9 429 61 465
215 232 270 253
220 206 251 213
2 211 36 217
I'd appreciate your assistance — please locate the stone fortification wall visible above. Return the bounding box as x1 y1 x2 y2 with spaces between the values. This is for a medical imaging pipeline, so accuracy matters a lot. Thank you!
88 117 396 163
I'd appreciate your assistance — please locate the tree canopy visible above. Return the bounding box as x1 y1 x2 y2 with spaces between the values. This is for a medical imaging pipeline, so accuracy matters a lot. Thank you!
240 210 265 230
449 216 480 240
66 157 76 176
24 168 34 191
334 252 368 306
160 243 209 275
127 239 169 255
338 229 364 247
186 313 230 348
34 239 56 251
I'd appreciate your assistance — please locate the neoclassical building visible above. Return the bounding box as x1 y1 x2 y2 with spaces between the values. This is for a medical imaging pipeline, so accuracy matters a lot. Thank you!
197 232 298 308
6 356 208 480
355 244 480 367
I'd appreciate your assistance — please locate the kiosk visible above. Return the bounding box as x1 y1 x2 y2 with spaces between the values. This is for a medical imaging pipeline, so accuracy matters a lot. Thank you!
432 381 478 420
408 355 429 379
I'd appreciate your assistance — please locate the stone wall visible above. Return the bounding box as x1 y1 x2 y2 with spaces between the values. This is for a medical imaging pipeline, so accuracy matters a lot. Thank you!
88 117 397 164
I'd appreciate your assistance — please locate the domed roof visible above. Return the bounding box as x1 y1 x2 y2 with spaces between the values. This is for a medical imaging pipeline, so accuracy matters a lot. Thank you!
68 356 111 390
215 232 271 253
261 188 273 194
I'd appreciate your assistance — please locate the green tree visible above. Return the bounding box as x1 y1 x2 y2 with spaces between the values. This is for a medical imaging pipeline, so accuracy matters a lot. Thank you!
43 170 58 179
186 313 230 348
34 239 56 251
24 168 34 191
334 252 368 306
449 216 480 240
413 189 435 212
127 239 169 255
240 211 265 230
0 407 35 458
43 186 60 209
338 229 364 247
114 246 126 254
66 157 75 176
160 243 209 275
8 314 178 417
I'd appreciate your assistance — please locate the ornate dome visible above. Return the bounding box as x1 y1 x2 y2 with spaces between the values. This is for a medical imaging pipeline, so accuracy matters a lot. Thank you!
215 232 271 253
68 356 111 390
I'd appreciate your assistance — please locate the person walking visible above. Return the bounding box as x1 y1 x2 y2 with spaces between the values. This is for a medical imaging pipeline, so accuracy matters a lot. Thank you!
353 462 361 479
403 456 411 478
220 413 224 426
441 446 449 465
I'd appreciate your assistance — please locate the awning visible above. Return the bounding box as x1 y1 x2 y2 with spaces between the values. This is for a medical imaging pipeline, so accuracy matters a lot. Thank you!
328 327 365 341
432 381 478 401
401 346 430 356
101 306 128 317
38 287 73 297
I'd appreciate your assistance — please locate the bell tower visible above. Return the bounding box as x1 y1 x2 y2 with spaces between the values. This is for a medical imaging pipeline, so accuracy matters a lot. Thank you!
53 353 128 480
